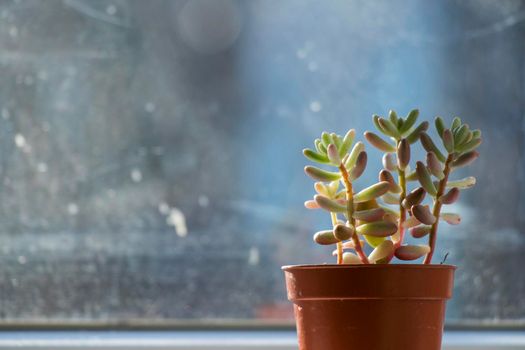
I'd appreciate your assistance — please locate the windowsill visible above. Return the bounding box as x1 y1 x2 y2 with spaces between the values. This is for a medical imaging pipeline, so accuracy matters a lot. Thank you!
0 330 523 349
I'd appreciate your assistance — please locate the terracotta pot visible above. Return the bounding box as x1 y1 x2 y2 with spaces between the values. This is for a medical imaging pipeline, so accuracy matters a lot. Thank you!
283 264 455 350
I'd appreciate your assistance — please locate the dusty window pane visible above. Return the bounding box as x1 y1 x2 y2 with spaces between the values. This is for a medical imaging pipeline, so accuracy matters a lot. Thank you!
0 0 523 325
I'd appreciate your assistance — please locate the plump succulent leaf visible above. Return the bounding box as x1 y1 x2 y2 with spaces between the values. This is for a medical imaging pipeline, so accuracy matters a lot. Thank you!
327 144 341 165
345 142 365 169
389 110 398 124
342 252 362 264
331 133 342 148
368 239 394 263
314 182 329 196
313 230 338 245
378 117 400 138
402 187 426 208
426 152 444 179
379 170 402 193
337 129 355 157
304 166 341 182
439 187 460 204
353 208 385 222
364 132 396 152
452 150 479 168
321 132 332 146
442 129 455 153
373 114 387 134
356 221 397 237
402 215 421 228
472 129 481 139
405 169 418 181
416 161 437 196
382 153 397 171
354 181 390 203
363 235 386 248
410 225 431 238
454 124 470 146
406 121 429 144
441 212 461 225
411 204 436 225
451 117 461 131
397 138 410 170
333 224 354 241
381 192 400 205
420 132 446 162
447 176 476 189
304 200 320 209
394 245 430 260
314 195 347 212
303 149 329 164
399 109 419 135
350 151 367 180
434 117 446 138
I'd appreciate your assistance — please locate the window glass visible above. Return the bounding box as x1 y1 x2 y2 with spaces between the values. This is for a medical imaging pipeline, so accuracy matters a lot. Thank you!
0 0 524 325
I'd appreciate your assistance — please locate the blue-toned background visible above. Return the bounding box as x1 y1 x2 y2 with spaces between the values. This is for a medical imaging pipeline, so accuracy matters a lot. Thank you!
0 0 523 325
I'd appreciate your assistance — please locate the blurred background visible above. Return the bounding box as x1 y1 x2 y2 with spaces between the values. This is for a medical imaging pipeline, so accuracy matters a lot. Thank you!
0 0 523 327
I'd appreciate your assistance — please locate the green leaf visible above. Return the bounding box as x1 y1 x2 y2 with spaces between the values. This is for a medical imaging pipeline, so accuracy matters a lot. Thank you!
451 117 461 131
456 137 482 153
338 129 355 157
434 116 446 138
364 132 395 152
356 221 397 237
373 114 387 134
315 139 327 154
472 129 482 139
378 117 400 138
331 133 342 148
454 124 470 146
416 161 437 196
321 132 332 146
420 132 446 162
411 204 436 225
303 149 329 164
399 109 419 135
442 129 454 153
363 235 386 249
354 182 390 203
313 230 338 245
406 121 429 144
368 239 394 262
381 192 400 205
447 176 476 189
304 166 341 182
314 195 347 213
405 169 418 181
345 141 365 169
389 110 398 124
394 245 430 260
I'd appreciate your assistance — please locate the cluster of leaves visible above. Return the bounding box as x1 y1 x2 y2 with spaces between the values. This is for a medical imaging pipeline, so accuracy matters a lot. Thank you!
303 110 481 264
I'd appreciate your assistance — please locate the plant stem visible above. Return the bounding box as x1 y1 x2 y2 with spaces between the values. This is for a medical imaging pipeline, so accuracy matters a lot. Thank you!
339 164 370 264
423 153 454 264
330 212 343 264
395 168 407 248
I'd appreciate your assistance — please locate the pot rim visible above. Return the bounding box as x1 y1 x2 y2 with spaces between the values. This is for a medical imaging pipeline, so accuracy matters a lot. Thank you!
282 263 456 271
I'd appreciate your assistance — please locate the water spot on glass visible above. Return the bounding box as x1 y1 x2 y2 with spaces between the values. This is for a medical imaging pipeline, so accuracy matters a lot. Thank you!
130 169 142 182
166 207 188 237
309 101 322 112
9 26 18 38
198 195 209 207
296 49 307 59
308 61 318 72
67 203 79 216
14 134 26 148
145 102 156 113
2 108 9 120
17 256 27 265
248 247 260 266
158 202 170 215
37 162 48 173
106 5 117 15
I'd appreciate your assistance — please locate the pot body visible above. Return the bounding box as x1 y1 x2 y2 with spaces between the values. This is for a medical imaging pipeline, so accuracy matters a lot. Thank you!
283 264 455 350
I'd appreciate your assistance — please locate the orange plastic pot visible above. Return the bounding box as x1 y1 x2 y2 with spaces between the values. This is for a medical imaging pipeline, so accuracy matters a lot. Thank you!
283 264 455 350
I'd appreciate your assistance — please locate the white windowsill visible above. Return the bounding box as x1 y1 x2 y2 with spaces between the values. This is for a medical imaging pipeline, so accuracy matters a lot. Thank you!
0 331 523 349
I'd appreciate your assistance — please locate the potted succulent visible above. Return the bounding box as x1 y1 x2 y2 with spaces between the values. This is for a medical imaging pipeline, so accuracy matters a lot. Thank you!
283 110 481 350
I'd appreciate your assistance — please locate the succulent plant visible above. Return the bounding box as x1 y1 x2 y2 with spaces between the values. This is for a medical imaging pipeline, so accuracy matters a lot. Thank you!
303 110 481 264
